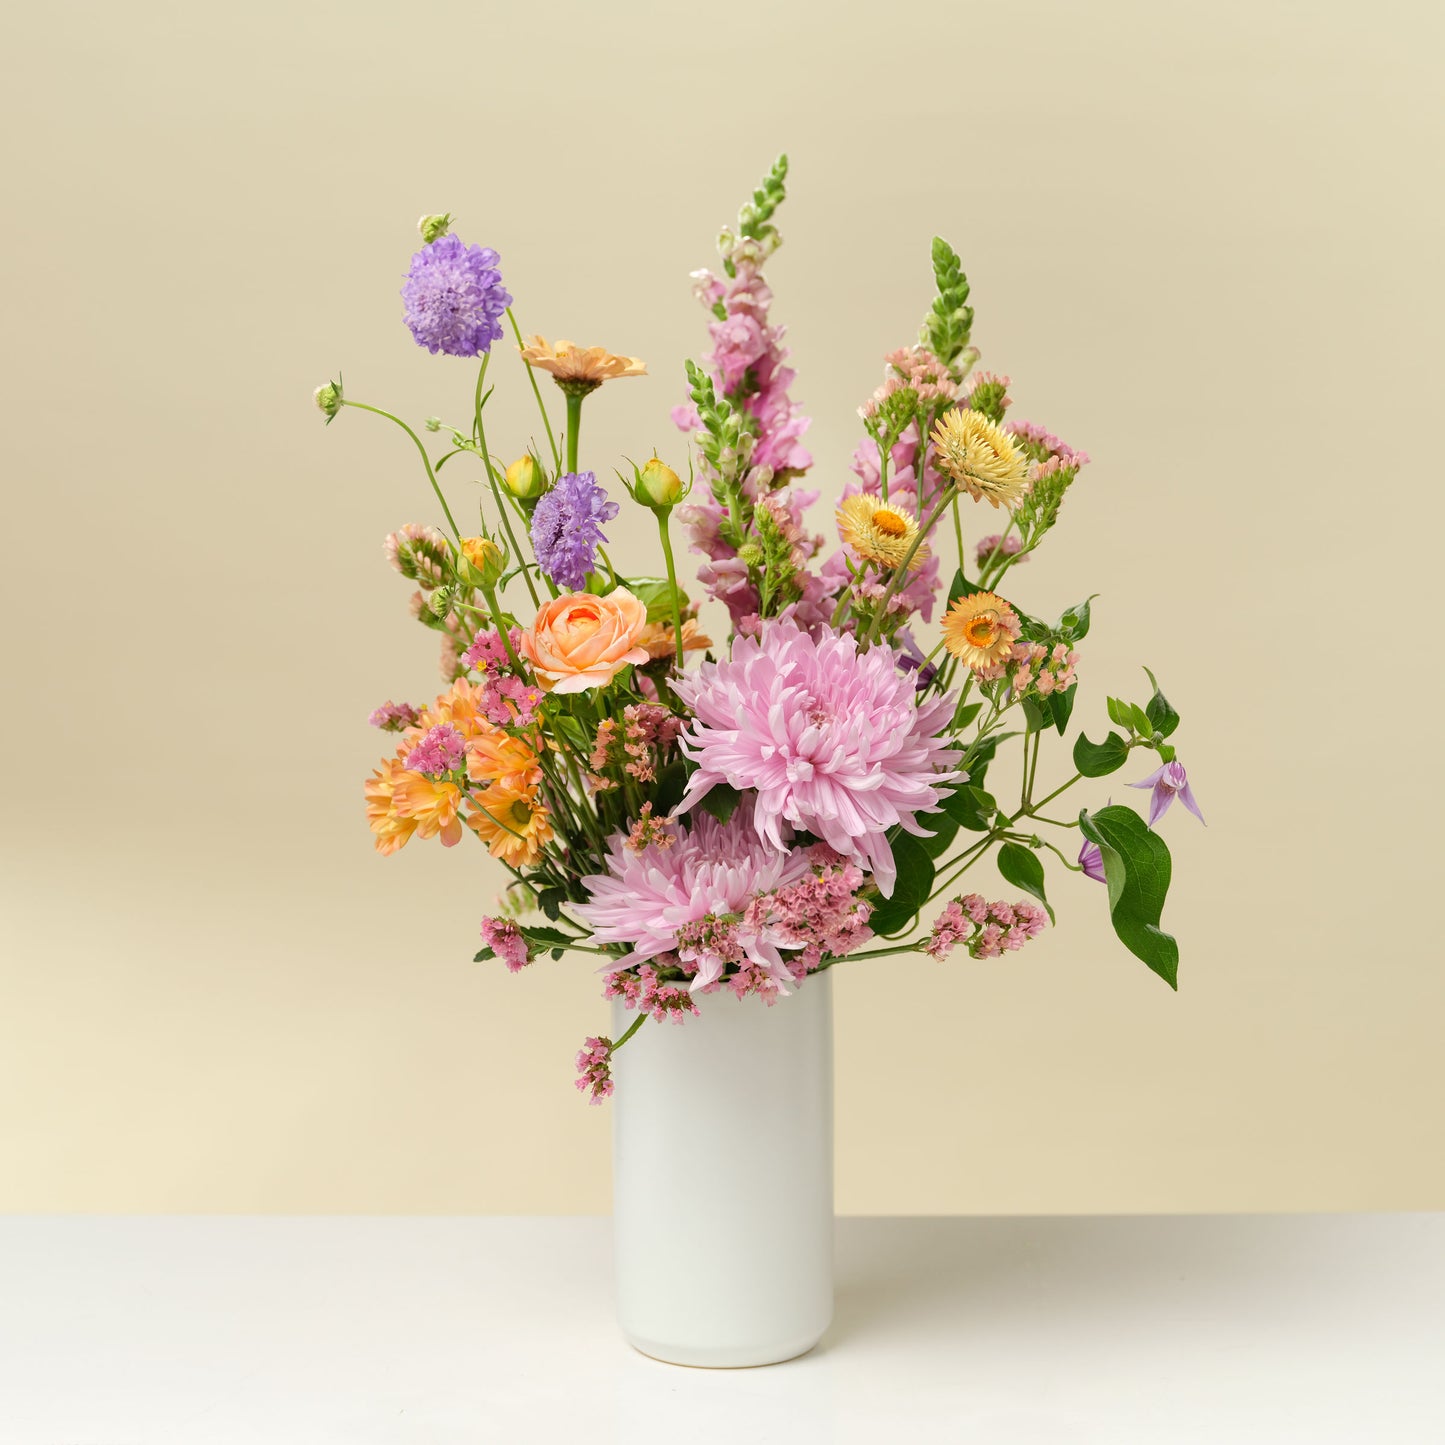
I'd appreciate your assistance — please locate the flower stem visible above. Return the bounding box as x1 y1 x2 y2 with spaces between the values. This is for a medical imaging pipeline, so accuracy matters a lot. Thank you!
472 357 540 609
655 509 686 672
565 392 583 475
865 483 960 644
341 400 461 542
479 584 524 669
506 309 561 471
610 1012 647 1053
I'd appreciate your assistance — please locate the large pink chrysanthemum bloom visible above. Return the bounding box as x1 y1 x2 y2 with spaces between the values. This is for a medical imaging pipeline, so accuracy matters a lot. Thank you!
573 803 813 992
673 620 961 896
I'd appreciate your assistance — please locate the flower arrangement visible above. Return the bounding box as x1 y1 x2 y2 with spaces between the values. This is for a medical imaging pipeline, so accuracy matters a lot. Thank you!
322 159 1201 1104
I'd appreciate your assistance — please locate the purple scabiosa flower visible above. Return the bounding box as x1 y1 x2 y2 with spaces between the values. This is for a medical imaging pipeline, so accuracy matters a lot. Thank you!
401 234 512 358
1129 761 1205 827
528 471 619 591
1078 840 1107 883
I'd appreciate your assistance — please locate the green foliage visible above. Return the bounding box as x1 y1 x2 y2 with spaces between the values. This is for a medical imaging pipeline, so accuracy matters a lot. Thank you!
1048 683 1077 736
1143 666 1181 738
698 783 742 825
940 783 997 832
1073 730 1130 777
629 576 690 625
537 887 566 922
866 833 935 936
964 733 1018 790
920 237 975 375
1078 805 1179 988
947 568 982 609
996 842 1055 924
952 698 983 730
1058 596 1097 642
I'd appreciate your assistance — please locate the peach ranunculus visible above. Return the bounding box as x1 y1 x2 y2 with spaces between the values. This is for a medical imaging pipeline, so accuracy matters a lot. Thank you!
520 588 650 694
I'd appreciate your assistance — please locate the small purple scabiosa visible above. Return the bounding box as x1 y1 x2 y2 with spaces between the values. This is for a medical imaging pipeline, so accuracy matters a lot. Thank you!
1129 760 1205 827
528 470 619 591
401 233 512 358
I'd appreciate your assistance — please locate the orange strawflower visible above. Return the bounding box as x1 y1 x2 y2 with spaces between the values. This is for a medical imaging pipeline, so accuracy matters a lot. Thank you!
517 335 646 394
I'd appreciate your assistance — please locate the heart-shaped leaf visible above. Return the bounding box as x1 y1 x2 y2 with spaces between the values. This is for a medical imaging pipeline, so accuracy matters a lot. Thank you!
1078 804 1179 988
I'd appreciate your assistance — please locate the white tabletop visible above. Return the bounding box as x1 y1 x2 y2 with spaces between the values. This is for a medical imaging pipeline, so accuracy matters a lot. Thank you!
1 1214 1440 1443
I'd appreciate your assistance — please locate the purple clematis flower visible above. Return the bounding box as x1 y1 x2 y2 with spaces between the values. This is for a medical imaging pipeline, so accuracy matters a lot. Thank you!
1128 760 1205 827
1078 840 1107 882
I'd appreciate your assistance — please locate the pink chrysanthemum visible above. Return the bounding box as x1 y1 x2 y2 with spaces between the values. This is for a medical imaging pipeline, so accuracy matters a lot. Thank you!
672 620 961 896
573 802 812 992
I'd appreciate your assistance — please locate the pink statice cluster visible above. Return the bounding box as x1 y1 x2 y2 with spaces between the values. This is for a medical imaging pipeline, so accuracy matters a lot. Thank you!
603 961 700 1024
1005 641 1079 699
925 895 1049 960
673 238 812 483
743 847 872 975
369 700 421 732
480 915 530 973
625 802 674 853
590 703 685 786
404 723 467 775
460 628 543 726
575 1036 614 1104
1005 419 1091 476
975 533 1026 570
858 346 959 424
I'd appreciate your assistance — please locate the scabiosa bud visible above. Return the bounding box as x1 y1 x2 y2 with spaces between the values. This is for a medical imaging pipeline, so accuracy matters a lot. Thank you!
504 455 545 500
423 415 443 433
428 583 455 618
458 536 507 588
636 455 687 510
417 212 453 244
313 378 343 423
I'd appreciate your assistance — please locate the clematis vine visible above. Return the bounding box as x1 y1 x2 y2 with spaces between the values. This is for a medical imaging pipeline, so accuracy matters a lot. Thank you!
1128 761 1205 827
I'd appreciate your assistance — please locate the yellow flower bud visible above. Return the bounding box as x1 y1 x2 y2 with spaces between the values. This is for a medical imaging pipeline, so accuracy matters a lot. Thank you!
638 456 686 509
504 455 545 500
459 536 507 588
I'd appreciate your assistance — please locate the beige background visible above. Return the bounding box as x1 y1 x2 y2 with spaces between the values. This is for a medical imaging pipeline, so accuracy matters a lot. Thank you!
2 0 1441 1214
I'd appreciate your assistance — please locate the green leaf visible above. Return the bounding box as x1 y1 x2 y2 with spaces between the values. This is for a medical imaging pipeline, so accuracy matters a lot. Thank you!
629 576 690 625
1106 696 1132 729
1078 805 1179 988
1073 730 1130 778
1058 595 1098 642
537 887 565 922
915 810 960 859
698 783 741 825
996 841 1055 924
1049 683 1077 736
650 758 689 819
940 783 997 832
952 698 983 730
1143 667 1181 738
866 833 935 936
947 568 982 608
474 947 496 962
518 925 575 951
1022 696 1050 734
1128 703 1155 739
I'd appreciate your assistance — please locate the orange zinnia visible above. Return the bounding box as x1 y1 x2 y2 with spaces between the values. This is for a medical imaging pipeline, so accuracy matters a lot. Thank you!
517 335 646 392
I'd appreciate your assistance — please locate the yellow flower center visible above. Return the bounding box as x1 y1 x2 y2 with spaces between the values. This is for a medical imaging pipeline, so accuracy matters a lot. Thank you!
964 613 999 648
871 508 907 538
509 798 534 827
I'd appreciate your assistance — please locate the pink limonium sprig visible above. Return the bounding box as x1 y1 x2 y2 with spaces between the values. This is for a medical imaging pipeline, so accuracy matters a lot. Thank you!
925 895 1048 960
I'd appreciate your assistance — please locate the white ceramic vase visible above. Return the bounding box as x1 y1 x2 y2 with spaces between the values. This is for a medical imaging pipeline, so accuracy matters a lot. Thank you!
610 971 834 1368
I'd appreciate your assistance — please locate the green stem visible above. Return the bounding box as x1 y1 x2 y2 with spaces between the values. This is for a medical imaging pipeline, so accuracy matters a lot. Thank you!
507 308 561 471
656 509 686 671
341 400 461 541
610 1012 647 1053
877 436 891 503
565 392 583 475
472 359 540 609
479 584 524 669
